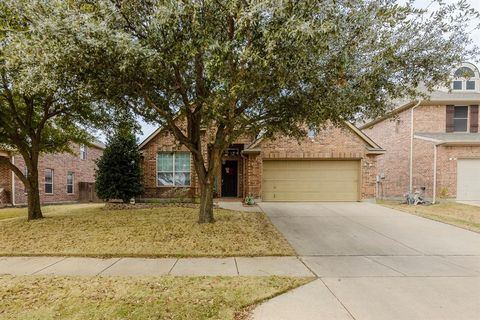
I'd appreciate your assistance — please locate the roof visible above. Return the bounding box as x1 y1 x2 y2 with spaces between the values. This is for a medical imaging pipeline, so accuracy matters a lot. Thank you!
91 140 106 150
244 121 385 154
414 132 480 146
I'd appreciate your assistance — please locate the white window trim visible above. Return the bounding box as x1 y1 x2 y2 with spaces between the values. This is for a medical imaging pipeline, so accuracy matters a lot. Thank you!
67 172 75 194
156 152 192 187
45 168 54 195
453 105 470 133
80 144 87 160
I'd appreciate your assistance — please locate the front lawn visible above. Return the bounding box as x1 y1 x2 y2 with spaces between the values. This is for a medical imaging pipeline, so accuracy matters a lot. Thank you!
0 275 309 319
379 200 480 233
0 204 295 257
0 203 103 221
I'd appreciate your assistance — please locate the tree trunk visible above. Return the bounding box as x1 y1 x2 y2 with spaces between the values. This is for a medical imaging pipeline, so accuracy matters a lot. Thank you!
27 167 43 220
198 175 215 224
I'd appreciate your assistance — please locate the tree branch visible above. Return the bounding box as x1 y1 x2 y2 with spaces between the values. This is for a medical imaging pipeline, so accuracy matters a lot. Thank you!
0 155 29 187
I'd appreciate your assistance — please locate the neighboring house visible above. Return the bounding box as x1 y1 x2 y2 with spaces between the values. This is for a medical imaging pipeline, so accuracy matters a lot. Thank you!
362 62 480 202
139 122 384 202
0 142 104 207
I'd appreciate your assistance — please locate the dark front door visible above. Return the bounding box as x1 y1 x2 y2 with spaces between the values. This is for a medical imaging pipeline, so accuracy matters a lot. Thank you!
221 160 238 197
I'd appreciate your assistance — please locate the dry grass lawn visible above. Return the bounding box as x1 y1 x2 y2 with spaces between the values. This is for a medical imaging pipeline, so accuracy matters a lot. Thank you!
379 200 480 233
0 275 310 320
0 204 295 257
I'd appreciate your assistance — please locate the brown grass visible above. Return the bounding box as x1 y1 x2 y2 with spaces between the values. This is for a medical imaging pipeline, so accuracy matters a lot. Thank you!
379 200 480 233
0 275 310 320
0 204 295 257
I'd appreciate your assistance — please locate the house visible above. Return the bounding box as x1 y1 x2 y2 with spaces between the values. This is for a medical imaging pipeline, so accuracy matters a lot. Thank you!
139 122 384 202
0 142 104 207
362 62 480 202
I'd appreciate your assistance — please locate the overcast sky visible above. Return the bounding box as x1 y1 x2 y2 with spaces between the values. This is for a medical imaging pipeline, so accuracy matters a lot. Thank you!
135 0 480 143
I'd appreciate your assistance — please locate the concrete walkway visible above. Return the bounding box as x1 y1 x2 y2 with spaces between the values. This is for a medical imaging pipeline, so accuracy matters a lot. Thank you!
252 202 480 320
0 256 314 277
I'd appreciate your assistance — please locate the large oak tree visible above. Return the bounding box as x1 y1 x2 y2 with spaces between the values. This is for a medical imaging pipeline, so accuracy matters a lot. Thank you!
0 1 108 220
23 0 478 222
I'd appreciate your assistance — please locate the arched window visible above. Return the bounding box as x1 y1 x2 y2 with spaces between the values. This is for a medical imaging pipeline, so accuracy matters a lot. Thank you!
453 66 477 91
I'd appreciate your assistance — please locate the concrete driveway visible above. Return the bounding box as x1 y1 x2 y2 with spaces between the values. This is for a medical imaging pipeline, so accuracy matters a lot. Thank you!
253 202 480 320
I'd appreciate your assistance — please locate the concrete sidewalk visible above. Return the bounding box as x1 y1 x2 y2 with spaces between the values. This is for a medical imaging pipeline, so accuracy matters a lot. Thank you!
0 256 314 277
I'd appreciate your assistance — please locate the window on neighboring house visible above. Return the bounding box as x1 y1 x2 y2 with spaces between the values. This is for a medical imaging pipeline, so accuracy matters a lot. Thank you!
80 144 87 160
307 127 317 139
453 66 476 91
454 106 469 132
67 172 74 194
467 80 476 90
157 152 191 186
24 167 28 194
45 169 53 194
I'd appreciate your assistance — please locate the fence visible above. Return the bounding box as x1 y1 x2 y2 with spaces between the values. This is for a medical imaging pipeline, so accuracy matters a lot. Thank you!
78 182 100 203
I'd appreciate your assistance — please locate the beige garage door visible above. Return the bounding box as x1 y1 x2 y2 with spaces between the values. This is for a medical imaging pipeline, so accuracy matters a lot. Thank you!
457 159 480 200
262 160 360 201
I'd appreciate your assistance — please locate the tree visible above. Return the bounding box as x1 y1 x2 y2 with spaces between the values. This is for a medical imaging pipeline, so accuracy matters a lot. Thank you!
0 1 107 220
30 0 477 222
95 126 143 203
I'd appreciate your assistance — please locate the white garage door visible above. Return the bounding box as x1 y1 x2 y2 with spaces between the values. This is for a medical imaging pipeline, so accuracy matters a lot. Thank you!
262 160 360 201
457 159 480 200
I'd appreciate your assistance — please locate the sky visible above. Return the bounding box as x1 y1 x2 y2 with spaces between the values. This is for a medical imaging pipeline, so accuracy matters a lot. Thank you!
135 0 480 143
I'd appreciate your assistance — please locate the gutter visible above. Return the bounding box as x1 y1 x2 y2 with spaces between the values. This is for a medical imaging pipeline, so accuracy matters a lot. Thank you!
409 100 422 192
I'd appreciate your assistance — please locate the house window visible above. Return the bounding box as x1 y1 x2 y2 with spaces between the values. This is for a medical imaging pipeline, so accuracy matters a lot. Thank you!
67 172 74 194
453 80 463 90
453 66 476 91
80 144 87 160
157 152 191 186
24 167 28 194
45 169 53 194
467 80 476 90
307 127 317 139
454 106 469 132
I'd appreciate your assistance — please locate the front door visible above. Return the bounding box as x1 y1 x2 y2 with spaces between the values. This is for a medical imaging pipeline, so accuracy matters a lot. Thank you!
221 160 238 197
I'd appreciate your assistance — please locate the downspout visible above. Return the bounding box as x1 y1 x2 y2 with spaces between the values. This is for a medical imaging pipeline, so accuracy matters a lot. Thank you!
432 144 438 204
11 155 15 206
409 100 422 192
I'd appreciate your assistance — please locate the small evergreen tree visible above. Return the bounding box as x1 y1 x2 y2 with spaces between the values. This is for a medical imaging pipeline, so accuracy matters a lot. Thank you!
95 127 143 203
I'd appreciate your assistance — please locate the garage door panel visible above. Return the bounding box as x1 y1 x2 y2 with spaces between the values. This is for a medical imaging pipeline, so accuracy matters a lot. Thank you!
262 160 360 201
457 159 480 200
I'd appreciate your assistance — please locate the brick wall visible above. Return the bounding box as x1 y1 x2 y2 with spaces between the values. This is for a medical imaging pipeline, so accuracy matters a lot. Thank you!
12 144 103 205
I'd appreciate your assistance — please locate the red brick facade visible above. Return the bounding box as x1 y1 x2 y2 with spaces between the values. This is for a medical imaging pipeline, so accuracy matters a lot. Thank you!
0 144 103 206
364 104 480 199
140 124 381 201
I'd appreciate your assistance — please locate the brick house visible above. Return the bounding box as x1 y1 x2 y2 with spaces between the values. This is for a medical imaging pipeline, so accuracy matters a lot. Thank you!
362 62 480 202
139 122 384 202
0 142 104 207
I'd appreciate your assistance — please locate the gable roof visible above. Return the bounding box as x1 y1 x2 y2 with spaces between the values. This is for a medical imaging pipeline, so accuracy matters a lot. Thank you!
139 127 163 150
244 121 384 154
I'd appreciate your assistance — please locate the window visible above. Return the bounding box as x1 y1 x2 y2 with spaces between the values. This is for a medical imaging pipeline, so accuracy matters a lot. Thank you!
467 80 476 90
24 167 28 194
157 152 191 186
80 144 87 160
453 66 477 91
45 169 53 194
67 172 74 194
454 106 469 132
307 127 317 139
453 80 463 90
